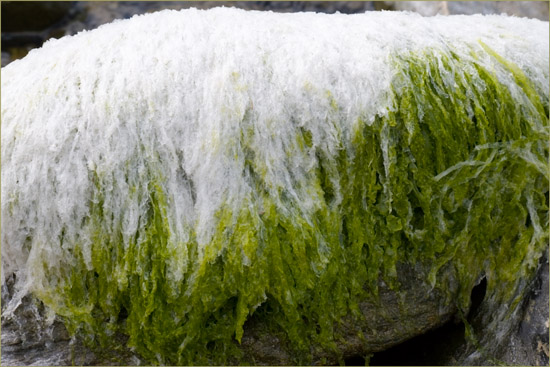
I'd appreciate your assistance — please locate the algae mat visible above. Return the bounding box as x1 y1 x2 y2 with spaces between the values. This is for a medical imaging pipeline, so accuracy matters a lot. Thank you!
1 8 548 365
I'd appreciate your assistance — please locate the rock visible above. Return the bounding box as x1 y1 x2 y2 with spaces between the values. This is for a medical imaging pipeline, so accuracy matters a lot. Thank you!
492 254 549 366
1 51 11 67
0 1 74 32
384 1 449 16
1 8 547 366
446 1 549 19
2 263 458 365
385 1 549 20
240 263 459 365
1 1 76 64
8 258 541 365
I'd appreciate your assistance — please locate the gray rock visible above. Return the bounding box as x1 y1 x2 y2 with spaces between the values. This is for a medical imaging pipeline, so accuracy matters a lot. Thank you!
2 263 459 365
11 259 541 366
240 263 460 365
1 52 11 67
419 253 550 367
384 1 449 16
494 255 549 366
385 1 549 20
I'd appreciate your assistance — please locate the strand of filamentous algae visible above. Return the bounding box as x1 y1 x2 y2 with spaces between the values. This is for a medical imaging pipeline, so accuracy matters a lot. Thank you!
29 44 549 365
1 9 548 365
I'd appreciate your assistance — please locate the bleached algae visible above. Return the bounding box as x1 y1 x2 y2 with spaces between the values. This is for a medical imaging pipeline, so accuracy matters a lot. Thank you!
1 8 548 365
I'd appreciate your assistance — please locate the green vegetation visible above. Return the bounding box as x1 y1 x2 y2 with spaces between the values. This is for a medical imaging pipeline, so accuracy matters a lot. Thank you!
33 44 549 365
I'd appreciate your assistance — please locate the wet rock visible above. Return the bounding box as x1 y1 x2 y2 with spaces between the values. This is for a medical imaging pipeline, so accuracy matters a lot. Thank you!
1 285 144 366
240 263 459 365
8 261 538 366
2 1 547 68
1 6 547 366
2 263 459 365
494 255 549 366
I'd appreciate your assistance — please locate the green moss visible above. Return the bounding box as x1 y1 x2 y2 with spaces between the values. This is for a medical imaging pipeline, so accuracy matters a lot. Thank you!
33 45 548 365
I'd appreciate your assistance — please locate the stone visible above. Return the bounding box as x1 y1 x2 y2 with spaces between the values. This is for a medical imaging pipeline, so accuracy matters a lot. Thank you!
385 1 549 20
1 51 11 67
1 8 547 366
491 255 549 366
2 263 459 365
0 1 74 32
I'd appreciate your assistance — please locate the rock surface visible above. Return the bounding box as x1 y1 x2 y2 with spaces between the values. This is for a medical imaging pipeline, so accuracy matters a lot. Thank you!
3 259 547 365
240 263 459 365
494 254 549 366
2 263 459 365
432 253 550 367
385 1 549 20
1 6 547 366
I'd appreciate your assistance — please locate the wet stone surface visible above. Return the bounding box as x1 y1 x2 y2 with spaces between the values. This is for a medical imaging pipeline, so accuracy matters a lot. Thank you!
3 259 548 365
1 263 459 365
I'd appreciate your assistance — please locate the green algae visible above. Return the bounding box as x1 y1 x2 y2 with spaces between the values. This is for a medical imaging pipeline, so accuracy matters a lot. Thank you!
31 44 548 365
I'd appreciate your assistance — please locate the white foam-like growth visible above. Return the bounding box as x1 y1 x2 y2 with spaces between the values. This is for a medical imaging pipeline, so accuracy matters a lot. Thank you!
1 6 548 341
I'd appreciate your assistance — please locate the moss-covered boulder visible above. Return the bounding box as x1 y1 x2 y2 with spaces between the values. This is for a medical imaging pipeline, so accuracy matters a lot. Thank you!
1 8 548 365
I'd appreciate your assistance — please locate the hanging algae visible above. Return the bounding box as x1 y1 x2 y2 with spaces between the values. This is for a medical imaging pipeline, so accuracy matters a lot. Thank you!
1 8 548 365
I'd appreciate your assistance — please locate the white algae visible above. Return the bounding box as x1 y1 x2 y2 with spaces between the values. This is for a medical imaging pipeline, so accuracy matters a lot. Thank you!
1 8 548 365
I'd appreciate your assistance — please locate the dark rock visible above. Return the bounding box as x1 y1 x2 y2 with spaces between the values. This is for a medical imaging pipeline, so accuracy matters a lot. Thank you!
1 1 77 62
1 1 74 32
1 51 11 67
494 254 549 366
1 32 44 48
2 263 459 365
239 263 459 365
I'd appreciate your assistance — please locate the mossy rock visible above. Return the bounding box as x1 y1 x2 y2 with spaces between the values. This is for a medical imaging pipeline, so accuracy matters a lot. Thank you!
1 8 548 365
